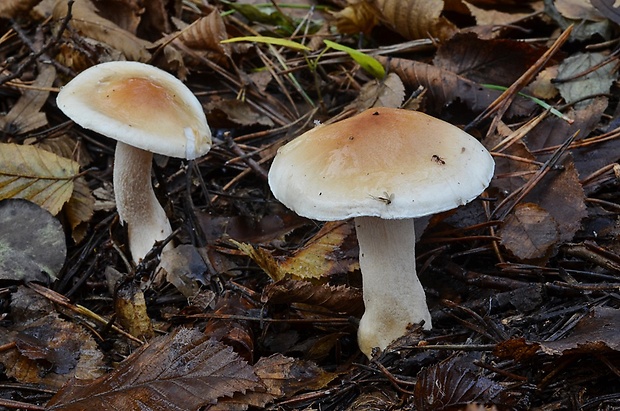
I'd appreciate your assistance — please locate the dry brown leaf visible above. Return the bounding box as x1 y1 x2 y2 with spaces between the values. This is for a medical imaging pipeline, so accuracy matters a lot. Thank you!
373 0 458 40
378 56 535 115
0 143 80 215
524 157 587 244
0 0 42 18
332 0 379 35
177 11 230 56
262 279 364 317
344 72 405 112
280 221 359 280
53 0 152 62
528 65 559 99
233 221 358 281
0 64 55 134
499 202 559 261
63 176 95 243
47 328 262 411
206 99 275 128
555 0 606 20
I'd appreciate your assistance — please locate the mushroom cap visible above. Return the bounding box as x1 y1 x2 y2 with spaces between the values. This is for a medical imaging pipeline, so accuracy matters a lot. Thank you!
268 107 494 220
57 61 211 159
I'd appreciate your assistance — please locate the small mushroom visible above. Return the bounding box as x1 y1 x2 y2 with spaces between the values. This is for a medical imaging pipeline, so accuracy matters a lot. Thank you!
268 107 494 357
57 61 212 262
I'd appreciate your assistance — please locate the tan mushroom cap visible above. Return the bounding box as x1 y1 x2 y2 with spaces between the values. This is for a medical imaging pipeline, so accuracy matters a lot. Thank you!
57 61 211 159
268 107 494 220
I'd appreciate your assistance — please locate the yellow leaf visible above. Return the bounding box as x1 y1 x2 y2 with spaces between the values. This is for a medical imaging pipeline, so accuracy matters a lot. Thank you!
231 239 286 281
0 143 80 215
64 177 95 243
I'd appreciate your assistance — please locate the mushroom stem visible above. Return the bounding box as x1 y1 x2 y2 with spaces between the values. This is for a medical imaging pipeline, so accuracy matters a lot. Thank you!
355 216 432 357
113 142 173 262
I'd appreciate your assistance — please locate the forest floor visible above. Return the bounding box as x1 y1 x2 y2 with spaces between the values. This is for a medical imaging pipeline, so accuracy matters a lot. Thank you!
1 0 620 410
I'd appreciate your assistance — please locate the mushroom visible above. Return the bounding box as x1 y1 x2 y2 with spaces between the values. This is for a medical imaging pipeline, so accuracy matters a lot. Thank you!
57 61 212 262
268 107 494 357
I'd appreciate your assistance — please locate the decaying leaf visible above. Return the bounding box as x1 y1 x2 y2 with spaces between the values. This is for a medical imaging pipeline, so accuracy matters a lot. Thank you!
546 0 614 40
495 307 620 360
114 279 154 340
53 0 152 62
63 176 95 243
434 33 548 87
177 10 230 56
46 328 262 411
0 0 42 18
263 279 364 317
344 72 405 112
332 0 379 35
158 244 208 298
591 0 620 25
233 221 358 281
0 143 80 215
414 354 519 410
206 99 275 128
373 0 457 40
0 199 66 282
279 221 359 280
499 202 559 261
379 56 535 115
0 63 55 134
555 52 617 108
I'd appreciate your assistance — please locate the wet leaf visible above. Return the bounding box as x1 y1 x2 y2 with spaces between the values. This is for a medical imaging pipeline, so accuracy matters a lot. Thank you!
263 279 364 317
556 52 617 108
0 199 66 282
158 244 208 298
414 355 518 410
47 328 262 411
499 203 559 261
0 143 80 215
323 39 385 79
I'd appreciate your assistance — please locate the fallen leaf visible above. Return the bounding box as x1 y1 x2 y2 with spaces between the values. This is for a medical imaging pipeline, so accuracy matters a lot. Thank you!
379 56 535 116
591 0 620 25
0 0 42 18
0 63 55 134
332 0 379 35
206 99 275 127
64 176 95 243
52 0 152 62
0 143 80 215
0 199 66 282
555 52 617 109
344 72 405 112
414 354 520 410
279 221 359 280
177 10 230 56
158 244 208 298
434 33 548 87
499 202 559 261
262 279 364 317
46 328 262 411
373 0 457 40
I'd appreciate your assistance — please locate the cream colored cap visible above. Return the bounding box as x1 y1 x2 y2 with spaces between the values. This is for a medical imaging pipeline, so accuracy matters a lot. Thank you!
57 61 211 160
268 107 494 220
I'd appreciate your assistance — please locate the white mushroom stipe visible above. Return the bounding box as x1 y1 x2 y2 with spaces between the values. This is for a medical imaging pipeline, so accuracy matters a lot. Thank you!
57 61 212 262
268 107 494 358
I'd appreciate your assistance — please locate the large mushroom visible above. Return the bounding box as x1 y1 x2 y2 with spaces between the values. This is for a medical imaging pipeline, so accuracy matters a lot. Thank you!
268 107 494 357
57 61 212 262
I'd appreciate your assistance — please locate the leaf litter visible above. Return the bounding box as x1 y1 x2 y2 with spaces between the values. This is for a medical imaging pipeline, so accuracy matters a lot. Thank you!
1 0 620 410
